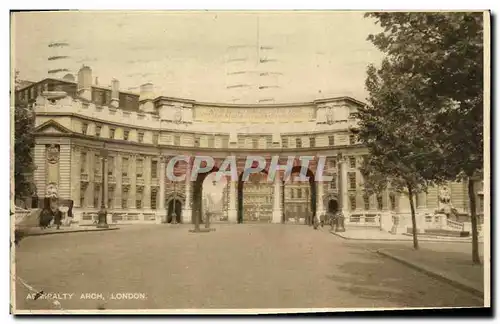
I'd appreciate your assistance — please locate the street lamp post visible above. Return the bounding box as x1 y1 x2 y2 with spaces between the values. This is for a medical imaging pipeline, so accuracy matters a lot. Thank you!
97 147 109 228
171 181 177 225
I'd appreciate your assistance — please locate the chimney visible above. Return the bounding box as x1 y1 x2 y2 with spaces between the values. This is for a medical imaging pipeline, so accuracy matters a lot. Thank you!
139 83 155 113
139 83 154 101
110 78 120 108
77 65 92 101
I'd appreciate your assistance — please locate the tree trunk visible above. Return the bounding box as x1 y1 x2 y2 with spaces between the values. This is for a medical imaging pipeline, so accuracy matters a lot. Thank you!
407 184 419 250
468 178 481 265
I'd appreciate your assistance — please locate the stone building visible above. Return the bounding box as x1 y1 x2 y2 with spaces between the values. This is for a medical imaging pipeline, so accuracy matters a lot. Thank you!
16 65 484 230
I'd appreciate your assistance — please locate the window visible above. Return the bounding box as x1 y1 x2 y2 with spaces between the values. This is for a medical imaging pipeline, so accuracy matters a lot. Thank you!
108 157 114 175
80 152 87 173
291 189 295 199
152 133 159 145
95 125 102 137
329 159 337 169
136 199 142 209
377 195 383 210
194 135 200 147
328 135 335 146
479 195 484 214
297 188 302 199
205 135 213 148
122 199 128 209
94 185 100 208
151 160 158 178
174 135 181 146
82 123 88 135
349 156 356 168
136 159 143 178
348 172 356 189
107 189 114 208
279 137 287 148
330 176 337 190
363 195 370 210
123 130 130 141
349 195 356 211
151 189 157 209
109 128 116 139
389 194 396 211
122 157 129 176
252 138 258 149
95 156 101 174
122 188 128 209
349 134 356 145
138 132 144 143
80 191 85 208
295 138 302 148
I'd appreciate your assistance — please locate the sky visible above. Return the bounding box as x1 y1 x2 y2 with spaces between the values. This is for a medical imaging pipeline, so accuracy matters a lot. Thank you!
12 11 385 104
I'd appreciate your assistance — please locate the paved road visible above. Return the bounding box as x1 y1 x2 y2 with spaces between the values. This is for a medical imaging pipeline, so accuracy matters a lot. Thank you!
14 224 483 311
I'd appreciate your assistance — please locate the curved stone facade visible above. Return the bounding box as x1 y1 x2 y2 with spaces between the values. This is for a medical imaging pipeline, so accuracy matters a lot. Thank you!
17 66 483 229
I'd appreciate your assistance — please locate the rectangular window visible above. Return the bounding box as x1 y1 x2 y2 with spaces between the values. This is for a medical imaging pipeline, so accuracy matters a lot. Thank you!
80 152 87 173
123 130 130 141
297 188 302 199
377 195 383 210
479 196 484 214
95 156 101 174
108 157 114 175
151 189 157 209
82 123 88 135
109 128 116 139
349 156 356 168
136 199 142 209
122 157 129 176
94 185 100 208
122 187 128 209
138 132 144 143
349 134 356 145
329 159 337 169
95 125 102 137
153 133 159 145
136 159 143 178
330 176 337 190
151 161 158 178
252 138 258 149
349 195 356 211
291 189 295 199
309 136 315 148
328 135 335 146
282 137 288 148
295 138 302 148
174 135 181 146
208 135 215 148
122 199 128 209
348 172 356 189
363 195 370 210
107 189 114 208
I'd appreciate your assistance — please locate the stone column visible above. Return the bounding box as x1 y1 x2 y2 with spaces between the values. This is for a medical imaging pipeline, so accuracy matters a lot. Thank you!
102 156 112 224
338 156 349 215
157 156 167 223
182 160 192 224
86 151 95 208
316 181 325 221
227 176 237 223
129 155 137 209
114 154 122 209
272 171 282 223
143 156 151 209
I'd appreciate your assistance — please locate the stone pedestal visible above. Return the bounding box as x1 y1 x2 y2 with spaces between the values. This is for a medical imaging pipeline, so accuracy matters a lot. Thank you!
379 211 393 232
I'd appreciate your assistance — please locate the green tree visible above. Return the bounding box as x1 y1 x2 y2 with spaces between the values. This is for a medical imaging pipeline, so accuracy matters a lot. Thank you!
13 70 35 202
365 12 484 264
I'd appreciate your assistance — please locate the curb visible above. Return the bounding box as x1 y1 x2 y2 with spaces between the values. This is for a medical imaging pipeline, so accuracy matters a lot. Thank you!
24 227 120 237
375 249 483 299
330 231 477 243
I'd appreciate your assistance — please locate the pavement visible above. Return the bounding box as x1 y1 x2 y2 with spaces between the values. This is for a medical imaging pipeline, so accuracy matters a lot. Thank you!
15 225 119 238
331 227 484 243
13 224 485 312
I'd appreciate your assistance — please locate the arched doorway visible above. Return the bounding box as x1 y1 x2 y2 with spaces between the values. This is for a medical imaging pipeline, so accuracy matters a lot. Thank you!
327 199 339 214
283 166 316 225
167 199 182 223
237 170 272 223
192 165 221 225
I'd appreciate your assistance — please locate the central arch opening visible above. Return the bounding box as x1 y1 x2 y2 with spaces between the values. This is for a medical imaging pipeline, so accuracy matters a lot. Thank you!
283 166 316 225
237 170 272 223
192 165 221 225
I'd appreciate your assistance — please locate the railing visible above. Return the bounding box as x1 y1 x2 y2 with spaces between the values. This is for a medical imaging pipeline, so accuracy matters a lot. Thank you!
348 212 380 226
447 218 465 231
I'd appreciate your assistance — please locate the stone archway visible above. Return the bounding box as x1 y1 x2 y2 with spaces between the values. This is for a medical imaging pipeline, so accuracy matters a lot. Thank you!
283 166 316 225
323 194 339 214
191 166 220 225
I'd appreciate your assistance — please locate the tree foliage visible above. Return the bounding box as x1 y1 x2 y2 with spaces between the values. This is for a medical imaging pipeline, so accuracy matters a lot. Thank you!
13 70 35 201
363 12 484 260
